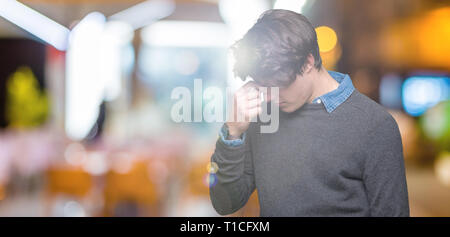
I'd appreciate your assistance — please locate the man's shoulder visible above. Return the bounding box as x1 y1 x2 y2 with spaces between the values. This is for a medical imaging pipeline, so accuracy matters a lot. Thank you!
343 90 399 132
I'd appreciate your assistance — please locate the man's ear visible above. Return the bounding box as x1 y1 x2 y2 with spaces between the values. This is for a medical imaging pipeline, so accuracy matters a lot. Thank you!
303 54 315 73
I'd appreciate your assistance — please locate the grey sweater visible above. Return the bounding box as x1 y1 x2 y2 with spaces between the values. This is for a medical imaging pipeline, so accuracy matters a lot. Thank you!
209 90 410 216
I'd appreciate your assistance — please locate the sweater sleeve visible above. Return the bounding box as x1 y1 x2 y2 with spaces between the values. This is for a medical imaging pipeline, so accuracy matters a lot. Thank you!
219 123 246 147
363 115 410 217
209 124 256 215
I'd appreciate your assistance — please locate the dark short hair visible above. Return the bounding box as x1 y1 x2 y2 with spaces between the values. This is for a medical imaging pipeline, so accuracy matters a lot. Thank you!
231 9 322 87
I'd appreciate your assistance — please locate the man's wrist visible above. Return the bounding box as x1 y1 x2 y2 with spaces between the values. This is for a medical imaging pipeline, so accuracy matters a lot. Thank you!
225 123 244 139
219 124 246 147
227 133 242 140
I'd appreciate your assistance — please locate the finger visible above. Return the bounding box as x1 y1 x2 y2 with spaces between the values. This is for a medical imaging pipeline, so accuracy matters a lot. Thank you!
235 94 249 107
245 106 262 119
246 86 258 93
246 97 262 109
236 96 260 111
242 81 258 89
245 90 259 100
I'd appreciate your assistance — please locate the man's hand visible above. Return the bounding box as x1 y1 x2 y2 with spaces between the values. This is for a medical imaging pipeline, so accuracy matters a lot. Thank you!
226 81 263 138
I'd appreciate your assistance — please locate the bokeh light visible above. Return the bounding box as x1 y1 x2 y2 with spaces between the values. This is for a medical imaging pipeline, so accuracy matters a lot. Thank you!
206 161 218 174
63 200 86 217
273 0 308 13
315 26 338 53
402 76 450 117
203 173 217 188
435 152 450 187
64 142 87 166
421 100 450 147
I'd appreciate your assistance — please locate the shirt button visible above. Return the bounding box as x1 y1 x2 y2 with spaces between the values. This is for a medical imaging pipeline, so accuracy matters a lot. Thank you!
316 99 322 104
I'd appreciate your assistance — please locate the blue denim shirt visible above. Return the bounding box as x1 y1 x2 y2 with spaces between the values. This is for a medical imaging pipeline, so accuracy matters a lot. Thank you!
220 71 355 146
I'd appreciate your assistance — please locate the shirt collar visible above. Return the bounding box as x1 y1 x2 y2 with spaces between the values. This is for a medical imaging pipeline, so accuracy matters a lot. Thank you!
312 71 355 113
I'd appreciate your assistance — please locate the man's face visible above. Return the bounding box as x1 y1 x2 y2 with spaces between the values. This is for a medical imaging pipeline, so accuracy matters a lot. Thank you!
264 73 314 113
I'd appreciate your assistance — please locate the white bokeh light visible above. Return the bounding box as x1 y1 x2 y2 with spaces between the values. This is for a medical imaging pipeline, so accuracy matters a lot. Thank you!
273 0 308 13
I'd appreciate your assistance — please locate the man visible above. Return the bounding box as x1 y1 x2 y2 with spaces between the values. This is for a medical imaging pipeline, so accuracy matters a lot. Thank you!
209 9 409 216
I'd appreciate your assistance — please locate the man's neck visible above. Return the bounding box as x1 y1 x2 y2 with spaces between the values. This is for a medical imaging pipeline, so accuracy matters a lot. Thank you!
308 69 340 103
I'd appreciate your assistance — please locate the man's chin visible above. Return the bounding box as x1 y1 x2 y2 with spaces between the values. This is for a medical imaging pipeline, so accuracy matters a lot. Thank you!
279 103 304 113
280 105 294 113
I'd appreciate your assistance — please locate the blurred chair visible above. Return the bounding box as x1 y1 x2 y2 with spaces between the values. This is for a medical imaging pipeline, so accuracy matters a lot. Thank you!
103 161 160 216
186 159 210 197
45 167 93 216
0 184 5 201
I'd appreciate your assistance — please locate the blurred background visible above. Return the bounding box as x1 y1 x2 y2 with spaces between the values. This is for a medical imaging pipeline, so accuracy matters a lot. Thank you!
0 0 449 217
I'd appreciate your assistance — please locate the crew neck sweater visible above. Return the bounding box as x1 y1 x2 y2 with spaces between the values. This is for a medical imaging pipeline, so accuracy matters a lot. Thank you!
209 90 410 216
